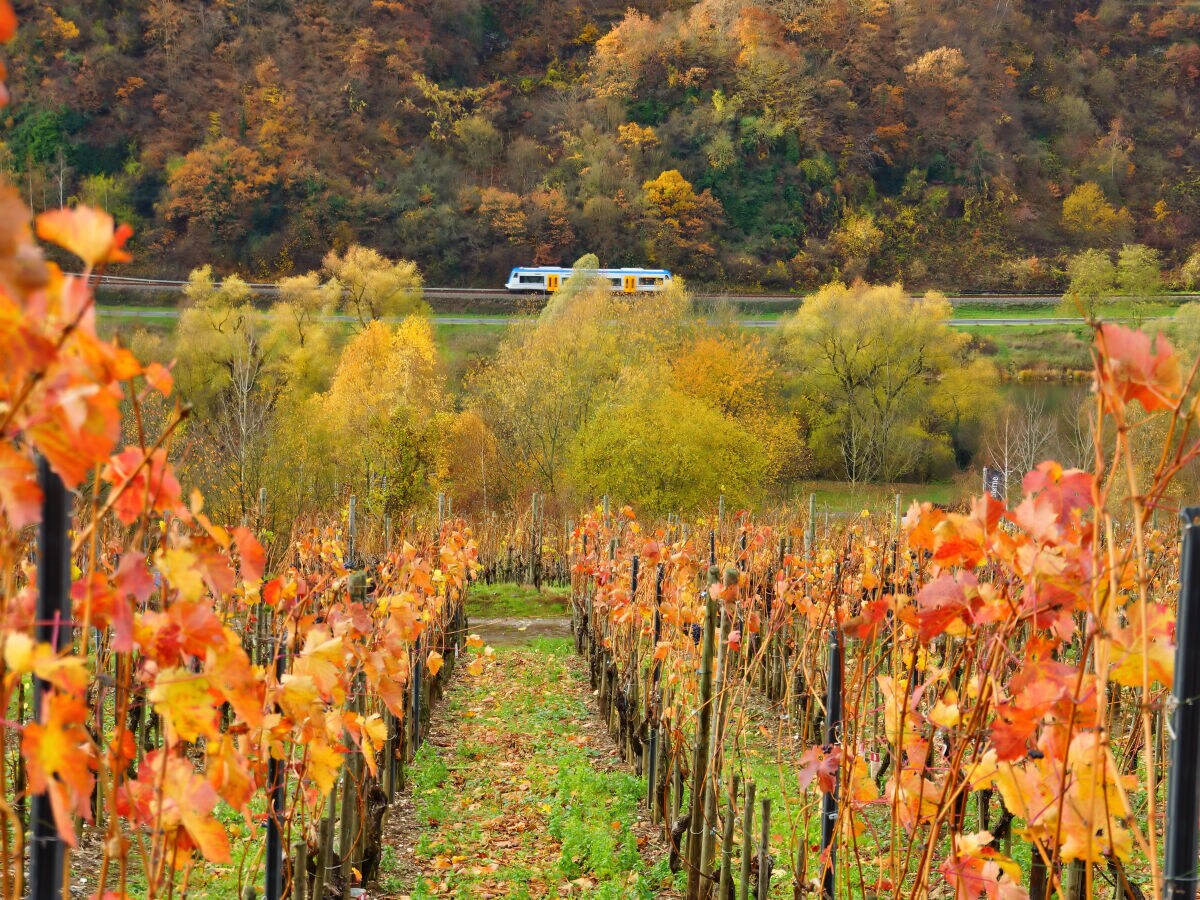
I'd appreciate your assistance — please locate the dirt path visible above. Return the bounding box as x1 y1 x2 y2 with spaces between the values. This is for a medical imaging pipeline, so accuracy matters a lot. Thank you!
468 617 572 647
376 635 682 899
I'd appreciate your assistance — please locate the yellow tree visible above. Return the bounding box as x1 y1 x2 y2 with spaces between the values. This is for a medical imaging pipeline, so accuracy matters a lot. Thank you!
1061 182 1134 247
308 317 449 514
669 329 810 483
468 257 692 503
570 376 768 516
641 169 724 271
322 245 426 329
174 266 293 522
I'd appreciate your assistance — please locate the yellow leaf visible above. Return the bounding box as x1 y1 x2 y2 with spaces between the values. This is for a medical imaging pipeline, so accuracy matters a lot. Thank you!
468 658 484 676
155 547 205 602
929 688 961 729
307 740 343 797
35 206 132 266
149 667 220 744
4 633 33 672
277 673 320 723
426 650 444 677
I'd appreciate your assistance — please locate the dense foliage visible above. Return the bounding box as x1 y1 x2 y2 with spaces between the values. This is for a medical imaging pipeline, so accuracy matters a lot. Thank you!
8 0 1200 288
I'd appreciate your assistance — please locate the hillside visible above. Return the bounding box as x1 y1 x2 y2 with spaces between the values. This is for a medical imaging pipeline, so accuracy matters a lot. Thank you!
8 0 1200 289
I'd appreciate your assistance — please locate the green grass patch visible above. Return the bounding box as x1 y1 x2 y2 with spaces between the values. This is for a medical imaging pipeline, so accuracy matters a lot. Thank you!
789 480 960 515
398 637 667 898
469 582 570 618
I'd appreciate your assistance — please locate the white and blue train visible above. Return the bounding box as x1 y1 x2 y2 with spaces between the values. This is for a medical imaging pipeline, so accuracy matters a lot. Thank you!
505 266 673 294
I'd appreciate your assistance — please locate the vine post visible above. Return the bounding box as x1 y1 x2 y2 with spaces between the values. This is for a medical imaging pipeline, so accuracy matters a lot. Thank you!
1163 506 1200 897
820 629 842 900
28 457 71 900
685 586 718 898
265 638 287 900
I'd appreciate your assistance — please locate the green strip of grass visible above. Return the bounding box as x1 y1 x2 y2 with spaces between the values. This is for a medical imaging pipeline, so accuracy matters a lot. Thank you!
397 638 668 898
469 583 571 619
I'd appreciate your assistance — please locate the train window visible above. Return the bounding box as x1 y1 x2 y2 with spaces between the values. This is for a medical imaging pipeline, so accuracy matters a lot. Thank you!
609 278 621 286
518 274 544 284
638 276 663 286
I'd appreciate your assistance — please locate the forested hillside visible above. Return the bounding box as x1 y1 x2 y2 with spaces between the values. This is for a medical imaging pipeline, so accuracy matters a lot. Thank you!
9 0 1200 288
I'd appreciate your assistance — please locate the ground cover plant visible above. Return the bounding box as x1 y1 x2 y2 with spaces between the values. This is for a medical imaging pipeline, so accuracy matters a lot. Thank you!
394 637 667 899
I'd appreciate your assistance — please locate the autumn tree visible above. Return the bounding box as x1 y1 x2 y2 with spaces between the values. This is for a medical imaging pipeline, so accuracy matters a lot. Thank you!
641 169 724 272
163 138 278 242
570 379 768 516
832 210 884 278
1061 248 1116 318
1062 245 1164 318
174 266 293 522
781 282 995 483
298 317 450 516
467 272 626 500
322 245 426 328
1061 182 1134 247
669 328 809 484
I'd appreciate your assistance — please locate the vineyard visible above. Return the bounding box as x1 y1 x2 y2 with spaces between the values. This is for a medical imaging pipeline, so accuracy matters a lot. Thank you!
3 14 1200 900
4 182 1200 900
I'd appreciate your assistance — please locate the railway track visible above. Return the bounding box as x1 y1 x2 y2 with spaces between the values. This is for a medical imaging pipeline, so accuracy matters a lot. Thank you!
80 273 1200 307
96 308 1161 328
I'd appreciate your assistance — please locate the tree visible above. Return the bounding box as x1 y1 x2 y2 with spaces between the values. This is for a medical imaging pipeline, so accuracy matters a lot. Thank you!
468 257 693 502
781 282 986 483
1181 248 1200 290
444 410 498 514
454 114 502 179
466 276 625 499
1115 243 1163 301
477 188 528 248
641 170 724 271
1170 302 1200 358
174 266 291 522
669 328 809 483
308 318 449 515
528 189 575 265
322 246 426 328
1061 248 1116 318
275 273 340 345
832 210 884 277
163 138 278 241
1061 182 1133 247
981 394 1061 499
570 382 767 516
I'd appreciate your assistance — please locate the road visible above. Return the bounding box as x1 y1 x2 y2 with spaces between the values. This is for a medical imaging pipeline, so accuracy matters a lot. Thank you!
97 308 1151 328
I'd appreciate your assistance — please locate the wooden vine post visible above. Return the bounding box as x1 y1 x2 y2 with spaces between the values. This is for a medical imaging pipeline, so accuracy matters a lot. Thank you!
757 797 771 900
647 562 664 821
685 573 718 899
702 568 735 884
738 780 756 900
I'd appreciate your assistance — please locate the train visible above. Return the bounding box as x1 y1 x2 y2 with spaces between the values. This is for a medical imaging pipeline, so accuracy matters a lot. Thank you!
504 266 673 294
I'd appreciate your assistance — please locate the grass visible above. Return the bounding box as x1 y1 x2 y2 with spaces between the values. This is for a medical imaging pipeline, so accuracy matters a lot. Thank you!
948 299 1179 320
962 323 1093 371
788 480 961 515
469 582 571 618
393 637 665 898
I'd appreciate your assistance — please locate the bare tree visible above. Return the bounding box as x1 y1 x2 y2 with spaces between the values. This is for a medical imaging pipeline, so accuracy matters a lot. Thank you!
983 393 1060 498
